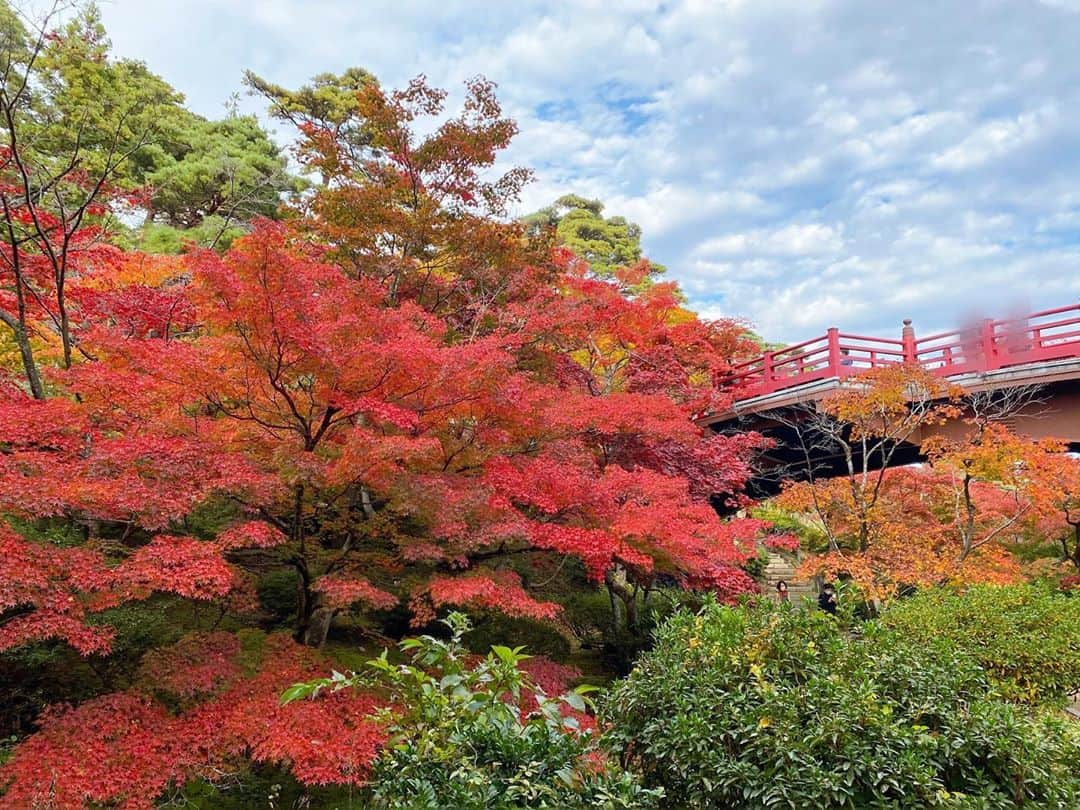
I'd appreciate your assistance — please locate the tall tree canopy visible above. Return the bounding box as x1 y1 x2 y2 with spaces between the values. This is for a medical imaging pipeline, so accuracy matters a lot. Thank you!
0 0 293 395
142 112 298 231
0 61 770 804
523 194 664 286
244 66 378 169
0 73 767 650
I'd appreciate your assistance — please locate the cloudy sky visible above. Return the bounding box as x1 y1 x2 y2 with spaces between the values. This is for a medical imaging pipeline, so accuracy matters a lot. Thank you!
99 0 1080 342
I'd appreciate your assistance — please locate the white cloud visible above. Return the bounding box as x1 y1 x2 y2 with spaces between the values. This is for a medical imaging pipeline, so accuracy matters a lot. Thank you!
98 0 1080 342
694 224 844 258
610 186 767 238
931 106 1059 171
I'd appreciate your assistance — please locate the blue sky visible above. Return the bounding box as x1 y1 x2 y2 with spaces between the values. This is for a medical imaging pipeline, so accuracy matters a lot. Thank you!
99 0 1080 343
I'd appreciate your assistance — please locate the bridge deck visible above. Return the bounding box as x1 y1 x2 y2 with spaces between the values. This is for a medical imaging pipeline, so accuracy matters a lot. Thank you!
713 303 1080 418
711 356 1080 422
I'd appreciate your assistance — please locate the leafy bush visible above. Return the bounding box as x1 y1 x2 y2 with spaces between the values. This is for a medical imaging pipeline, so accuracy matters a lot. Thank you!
559 586 690 675
136 216 247 254
741 547 770 578
464 613 573 660
256 568 301 624
1008 535 1067 564
881 583 1080 705
284 613 659 809
602 598 1080 809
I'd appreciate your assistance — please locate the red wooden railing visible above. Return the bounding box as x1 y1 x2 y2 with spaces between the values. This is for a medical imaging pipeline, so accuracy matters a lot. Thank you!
720 303 1080 401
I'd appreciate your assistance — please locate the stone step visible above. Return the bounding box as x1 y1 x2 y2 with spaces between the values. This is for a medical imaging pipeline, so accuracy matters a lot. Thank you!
767 583 813 591
760 553 815 606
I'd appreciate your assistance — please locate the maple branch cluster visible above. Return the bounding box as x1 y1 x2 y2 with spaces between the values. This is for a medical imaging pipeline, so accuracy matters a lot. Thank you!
771 366 1080 597
0 71 772 803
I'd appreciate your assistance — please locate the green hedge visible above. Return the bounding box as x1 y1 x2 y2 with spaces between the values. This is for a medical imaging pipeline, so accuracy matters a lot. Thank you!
880 584 1080 705
602 598 1080 809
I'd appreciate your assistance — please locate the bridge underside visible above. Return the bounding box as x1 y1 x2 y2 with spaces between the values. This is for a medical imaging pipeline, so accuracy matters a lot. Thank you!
714 417 925 501
707 373 1080 500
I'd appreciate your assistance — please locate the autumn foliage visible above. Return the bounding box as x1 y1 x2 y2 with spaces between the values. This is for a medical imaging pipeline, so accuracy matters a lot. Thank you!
6 7 1080 807
0 70 770 804
774 368 1080 598
1 632 386 808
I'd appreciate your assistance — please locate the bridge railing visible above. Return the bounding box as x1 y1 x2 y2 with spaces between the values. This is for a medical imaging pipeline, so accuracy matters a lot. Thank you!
720 303 1080 401
914 304 1080 374
721 328 908 397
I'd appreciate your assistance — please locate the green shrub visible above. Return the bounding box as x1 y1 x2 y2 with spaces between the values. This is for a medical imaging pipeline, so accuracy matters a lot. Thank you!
880 583 1080 705
742 547 771 578
284 613 659 809
173 765 359 809
256 568 300 624
559 587 673 675
464 613 573 660
602 598 1080 809
137 216 246 254
1009 535 1068 564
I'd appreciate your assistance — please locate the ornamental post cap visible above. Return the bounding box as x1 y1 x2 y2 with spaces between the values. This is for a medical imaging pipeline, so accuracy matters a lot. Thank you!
902 319 912 326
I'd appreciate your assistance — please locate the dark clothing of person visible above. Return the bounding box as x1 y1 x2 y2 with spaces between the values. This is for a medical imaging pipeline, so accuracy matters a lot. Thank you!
818 589 837 615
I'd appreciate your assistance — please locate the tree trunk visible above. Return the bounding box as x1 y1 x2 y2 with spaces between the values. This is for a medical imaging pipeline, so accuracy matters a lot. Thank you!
1072 522 1080 570
606 581 622 633
58 292 72 369
301 602 335 649
605 567 638 631
290 553 323 646
0 310 44 398
858 522 870 554
294 575 335 649
958 473 976 562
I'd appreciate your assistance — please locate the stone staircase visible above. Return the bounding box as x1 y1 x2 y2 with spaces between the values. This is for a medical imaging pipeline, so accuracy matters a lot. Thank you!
762 552 816 606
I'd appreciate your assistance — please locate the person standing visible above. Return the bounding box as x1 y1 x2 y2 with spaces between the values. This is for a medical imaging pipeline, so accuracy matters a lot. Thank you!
775 580 790 603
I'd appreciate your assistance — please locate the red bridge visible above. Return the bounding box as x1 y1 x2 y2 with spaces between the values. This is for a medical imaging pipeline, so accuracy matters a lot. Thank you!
704 303 1080 496
718 303 1080 406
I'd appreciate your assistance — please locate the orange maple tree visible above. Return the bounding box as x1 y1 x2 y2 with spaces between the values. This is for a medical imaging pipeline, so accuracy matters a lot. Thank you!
780 466 1027 599
776 367 1080 596
1025 447 1080 568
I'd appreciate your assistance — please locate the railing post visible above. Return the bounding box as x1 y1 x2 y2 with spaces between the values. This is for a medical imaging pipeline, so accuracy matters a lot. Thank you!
901 319 916 365
981 317 998 370
762 351 774 392
826 328 841 376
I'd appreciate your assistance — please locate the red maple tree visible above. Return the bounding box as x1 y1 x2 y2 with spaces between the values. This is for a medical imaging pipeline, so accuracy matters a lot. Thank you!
0 73 769 803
